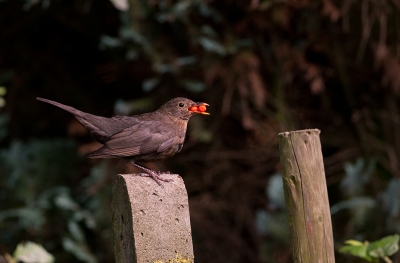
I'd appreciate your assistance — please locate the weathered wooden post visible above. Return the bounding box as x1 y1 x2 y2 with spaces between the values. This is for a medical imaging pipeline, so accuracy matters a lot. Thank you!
112 174 194 263
278 129 335 263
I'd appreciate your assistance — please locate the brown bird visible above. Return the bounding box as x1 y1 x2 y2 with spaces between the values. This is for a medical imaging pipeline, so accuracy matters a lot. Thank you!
36 97 209 185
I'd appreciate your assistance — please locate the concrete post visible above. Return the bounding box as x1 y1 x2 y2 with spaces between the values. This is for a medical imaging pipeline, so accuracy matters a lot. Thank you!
112 174 194 263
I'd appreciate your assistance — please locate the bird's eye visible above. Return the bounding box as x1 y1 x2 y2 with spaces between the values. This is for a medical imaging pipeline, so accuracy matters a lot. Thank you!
178 103 184 107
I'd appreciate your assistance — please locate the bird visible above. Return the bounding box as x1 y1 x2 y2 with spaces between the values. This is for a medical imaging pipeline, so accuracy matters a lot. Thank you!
36 97 209 185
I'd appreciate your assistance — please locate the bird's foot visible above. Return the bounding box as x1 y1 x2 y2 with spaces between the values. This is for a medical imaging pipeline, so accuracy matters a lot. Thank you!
126 161 174 186
136 172 173 185
156 170 171 175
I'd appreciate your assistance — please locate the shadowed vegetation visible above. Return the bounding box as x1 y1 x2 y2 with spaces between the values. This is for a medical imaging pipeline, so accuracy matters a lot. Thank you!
1 0 400 262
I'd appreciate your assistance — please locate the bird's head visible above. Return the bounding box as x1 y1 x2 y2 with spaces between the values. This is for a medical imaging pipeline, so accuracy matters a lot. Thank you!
159 97 210 120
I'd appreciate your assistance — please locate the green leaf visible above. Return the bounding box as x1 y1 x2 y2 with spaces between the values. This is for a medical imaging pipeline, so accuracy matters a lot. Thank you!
62 237 97 263
201 26 218 37
68 220 85 242
0 207 45 230
98 35 122 50
344 239 364 246
142 78 160 92
13 241 54 263
0 86 6 96
198 37 226 56
175 56 197 66
340 235 399 262
120 27 148 45
368 234 399 258
153 63 175 74
54 191 79 211
339 241 377 262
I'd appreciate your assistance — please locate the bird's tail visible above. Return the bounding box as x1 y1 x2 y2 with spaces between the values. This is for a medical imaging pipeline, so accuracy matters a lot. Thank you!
37 97 113 143
36 97 87 118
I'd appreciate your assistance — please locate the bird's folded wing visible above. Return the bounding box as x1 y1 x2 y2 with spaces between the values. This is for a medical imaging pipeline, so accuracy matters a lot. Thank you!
88 121 180 158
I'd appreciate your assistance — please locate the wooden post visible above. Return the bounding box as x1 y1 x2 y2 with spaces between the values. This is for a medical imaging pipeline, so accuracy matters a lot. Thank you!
278 129 335 263
112 174 194 263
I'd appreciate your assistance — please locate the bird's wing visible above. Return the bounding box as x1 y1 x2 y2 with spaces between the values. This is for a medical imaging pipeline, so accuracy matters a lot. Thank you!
88 120 180 158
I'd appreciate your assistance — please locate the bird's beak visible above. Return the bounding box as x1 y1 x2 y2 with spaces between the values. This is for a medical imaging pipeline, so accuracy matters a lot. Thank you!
188 102 210 115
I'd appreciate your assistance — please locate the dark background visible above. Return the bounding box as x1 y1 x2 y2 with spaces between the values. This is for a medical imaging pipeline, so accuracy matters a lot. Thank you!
1 0 400 262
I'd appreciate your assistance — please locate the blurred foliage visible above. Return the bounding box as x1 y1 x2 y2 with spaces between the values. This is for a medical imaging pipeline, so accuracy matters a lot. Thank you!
8 241 55 263
256 174 291 262
0 139 113 262
331 158 400 241
1 0 400 262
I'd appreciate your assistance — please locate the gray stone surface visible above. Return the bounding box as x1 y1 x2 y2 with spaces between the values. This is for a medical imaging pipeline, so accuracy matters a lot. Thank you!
112 174 194 263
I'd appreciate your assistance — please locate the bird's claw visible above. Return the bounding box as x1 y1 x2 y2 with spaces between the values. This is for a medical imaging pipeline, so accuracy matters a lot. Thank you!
136 172 173 185
156 171 171 175
137 173 151 178
127 161 174 186
152 173 173 183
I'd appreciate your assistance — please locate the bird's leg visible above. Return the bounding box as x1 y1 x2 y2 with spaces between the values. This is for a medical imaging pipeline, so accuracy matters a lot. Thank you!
127 160 173 185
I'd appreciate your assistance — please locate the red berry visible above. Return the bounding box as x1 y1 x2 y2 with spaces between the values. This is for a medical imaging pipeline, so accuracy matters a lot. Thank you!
189 106 198 112
198 105 207 112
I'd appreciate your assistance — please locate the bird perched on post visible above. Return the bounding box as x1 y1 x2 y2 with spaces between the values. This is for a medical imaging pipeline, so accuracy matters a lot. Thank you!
36 97 209 185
